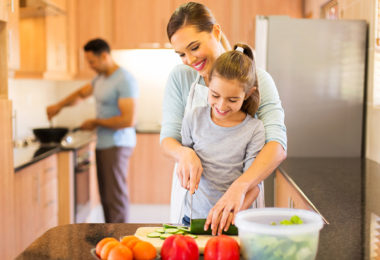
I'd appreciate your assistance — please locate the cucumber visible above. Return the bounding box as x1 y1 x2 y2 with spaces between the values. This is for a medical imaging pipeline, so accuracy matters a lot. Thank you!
163 224 177 229
179 226 190 233
190 218 238 235
147 232 162 238
160 233 172 240
165 228 179 234
175 230 185 235
155 228 166 233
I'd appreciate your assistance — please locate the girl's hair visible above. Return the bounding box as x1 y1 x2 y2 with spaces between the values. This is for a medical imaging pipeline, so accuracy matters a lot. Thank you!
209 43 260 117
167 2 231 51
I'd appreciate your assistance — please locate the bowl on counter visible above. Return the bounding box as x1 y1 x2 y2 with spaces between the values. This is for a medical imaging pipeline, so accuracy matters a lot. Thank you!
235 208 324 260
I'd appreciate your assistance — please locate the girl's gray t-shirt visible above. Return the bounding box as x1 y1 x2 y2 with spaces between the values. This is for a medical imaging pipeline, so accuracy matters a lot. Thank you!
181 106 265 219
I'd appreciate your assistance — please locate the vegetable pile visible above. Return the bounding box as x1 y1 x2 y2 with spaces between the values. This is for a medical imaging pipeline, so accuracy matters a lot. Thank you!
240 215 318 260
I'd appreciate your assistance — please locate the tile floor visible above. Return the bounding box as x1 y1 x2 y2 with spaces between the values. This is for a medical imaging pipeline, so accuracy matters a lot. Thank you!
87 204 170 223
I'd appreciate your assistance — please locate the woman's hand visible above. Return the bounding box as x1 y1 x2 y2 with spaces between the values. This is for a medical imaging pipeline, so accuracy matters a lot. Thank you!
205 183 260 235
177 146 203 194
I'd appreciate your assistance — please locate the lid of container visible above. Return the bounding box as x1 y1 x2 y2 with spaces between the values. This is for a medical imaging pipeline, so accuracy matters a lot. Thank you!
235 208 324 235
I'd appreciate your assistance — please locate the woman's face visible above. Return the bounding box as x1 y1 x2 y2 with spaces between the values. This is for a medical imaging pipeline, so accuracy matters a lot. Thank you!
208 75 246 123
170 25 224 82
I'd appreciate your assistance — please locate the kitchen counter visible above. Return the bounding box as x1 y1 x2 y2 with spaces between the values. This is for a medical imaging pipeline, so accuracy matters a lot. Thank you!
265 157 379 260
16 157 380 259
13 131 95 172
14 144 60 172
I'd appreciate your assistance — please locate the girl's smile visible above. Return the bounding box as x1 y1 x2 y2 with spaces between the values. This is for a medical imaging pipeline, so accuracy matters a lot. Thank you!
208 75 247 126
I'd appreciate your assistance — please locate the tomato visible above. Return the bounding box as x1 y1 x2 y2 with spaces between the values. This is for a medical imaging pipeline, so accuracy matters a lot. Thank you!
160 235 199 260
204 235 240 260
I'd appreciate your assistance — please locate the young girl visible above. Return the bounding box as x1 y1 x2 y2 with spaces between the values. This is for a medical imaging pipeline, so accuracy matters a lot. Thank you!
181 43 265 234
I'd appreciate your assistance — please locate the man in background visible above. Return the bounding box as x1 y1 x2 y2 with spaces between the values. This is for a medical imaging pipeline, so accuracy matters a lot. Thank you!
47 38 138 223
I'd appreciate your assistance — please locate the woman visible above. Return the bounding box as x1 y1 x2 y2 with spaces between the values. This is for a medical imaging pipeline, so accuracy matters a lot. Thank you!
160 2 287 235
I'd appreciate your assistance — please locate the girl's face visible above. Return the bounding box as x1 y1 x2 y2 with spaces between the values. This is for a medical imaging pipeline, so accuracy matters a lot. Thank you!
208 75 246 123
170 25 224 83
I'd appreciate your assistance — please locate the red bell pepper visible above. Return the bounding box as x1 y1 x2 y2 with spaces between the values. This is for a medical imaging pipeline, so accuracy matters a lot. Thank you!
204 235 240 260
160 235 199 260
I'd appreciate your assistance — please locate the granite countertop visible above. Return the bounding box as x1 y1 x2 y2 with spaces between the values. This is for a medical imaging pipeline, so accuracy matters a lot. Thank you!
269 157 379 260
16 157 380 259
16 223 157 260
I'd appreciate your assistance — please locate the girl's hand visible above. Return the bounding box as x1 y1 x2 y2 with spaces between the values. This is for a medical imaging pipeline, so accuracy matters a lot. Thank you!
204 184 260 235
176 146 203 194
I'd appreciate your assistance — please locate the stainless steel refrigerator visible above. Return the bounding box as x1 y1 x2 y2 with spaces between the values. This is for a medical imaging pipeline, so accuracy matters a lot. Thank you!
255 16 367 157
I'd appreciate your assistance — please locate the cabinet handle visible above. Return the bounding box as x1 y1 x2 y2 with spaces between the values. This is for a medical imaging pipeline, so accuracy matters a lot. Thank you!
288 197 294 208
44 166 56 174
45 200 56 208
8 30 12 62
10 0 14 13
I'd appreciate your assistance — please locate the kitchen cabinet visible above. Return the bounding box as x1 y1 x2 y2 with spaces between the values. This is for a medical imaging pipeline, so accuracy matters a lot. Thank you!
112 0 173 49
275 169 313 210
172 0 303 48
57 150 75 225
0 0 9 21
74 0 113 79
14 154 58 256
7 0 20 72
0 99 15 259
128 133 174 204
44 0 68 79
15 0 69 79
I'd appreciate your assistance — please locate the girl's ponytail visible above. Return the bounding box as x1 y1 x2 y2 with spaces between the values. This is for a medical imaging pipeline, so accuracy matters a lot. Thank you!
233 43 260 117
210 43 260 117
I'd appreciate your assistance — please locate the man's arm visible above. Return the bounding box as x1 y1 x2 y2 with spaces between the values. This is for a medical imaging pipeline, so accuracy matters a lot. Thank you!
83 97 137 130
47 83 93 120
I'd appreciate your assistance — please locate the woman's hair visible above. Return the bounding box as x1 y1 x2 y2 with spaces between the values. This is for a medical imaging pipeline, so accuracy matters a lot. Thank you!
167 2 231 51
209 43 260 117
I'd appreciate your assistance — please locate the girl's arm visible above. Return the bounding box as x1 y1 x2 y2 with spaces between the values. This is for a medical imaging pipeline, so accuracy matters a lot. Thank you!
205 141 286 235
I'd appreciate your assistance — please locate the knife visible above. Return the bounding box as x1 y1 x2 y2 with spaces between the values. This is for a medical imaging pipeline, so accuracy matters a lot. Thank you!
190 191 193 226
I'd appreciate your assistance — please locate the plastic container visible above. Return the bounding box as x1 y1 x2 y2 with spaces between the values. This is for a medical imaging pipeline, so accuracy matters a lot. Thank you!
235 208 324 260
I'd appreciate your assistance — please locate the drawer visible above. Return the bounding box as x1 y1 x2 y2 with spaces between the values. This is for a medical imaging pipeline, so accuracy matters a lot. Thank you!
39 154 58 184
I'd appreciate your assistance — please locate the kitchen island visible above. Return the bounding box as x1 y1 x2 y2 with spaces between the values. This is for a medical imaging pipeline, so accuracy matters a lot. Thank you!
16 157 380 259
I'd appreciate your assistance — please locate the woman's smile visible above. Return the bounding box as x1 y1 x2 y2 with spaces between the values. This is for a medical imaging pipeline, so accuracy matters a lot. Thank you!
192 59 207 72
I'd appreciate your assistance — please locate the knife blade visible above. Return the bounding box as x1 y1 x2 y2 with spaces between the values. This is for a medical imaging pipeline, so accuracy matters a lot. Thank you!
190 192 193 226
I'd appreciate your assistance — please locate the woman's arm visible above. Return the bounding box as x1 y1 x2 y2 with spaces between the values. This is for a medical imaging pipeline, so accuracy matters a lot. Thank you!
160 65 203 194
161 137 203 194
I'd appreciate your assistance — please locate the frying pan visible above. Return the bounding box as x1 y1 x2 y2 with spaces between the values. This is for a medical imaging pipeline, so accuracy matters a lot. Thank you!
33 127 80 144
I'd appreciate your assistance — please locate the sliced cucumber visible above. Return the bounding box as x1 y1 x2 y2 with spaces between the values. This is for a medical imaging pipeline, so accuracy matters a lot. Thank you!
160 233 172 240
165 228 179 234
163 224 177 229
175 230 185 235
179 226 190 233
155 228 166 233
147 232 162 238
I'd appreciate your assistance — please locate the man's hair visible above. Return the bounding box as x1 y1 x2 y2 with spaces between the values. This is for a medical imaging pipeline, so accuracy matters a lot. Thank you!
83 38 110 55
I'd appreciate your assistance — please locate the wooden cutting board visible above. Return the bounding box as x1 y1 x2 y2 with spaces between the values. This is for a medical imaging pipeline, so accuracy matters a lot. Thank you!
134 227 240 254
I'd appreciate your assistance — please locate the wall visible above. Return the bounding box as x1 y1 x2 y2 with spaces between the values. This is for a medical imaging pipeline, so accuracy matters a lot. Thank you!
305 0 379 163
8 78 92 140
9 49 180 140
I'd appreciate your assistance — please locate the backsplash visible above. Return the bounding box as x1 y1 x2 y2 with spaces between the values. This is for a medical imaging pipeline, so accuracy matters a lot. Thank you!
8 78 93 140
9 49 182 141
